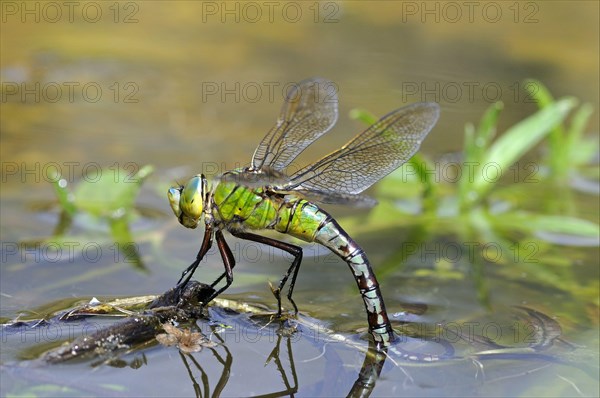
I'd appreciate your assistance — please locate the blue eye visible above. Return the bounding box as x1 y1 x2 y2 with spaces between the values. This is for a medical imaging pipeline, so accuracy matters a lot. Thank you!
167 187 182 218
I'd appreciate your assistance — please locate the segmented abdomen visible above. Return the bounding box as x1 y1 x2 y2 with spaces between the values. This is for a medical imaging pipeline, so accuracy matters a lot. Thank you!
272 195 395 346
313 215 394 346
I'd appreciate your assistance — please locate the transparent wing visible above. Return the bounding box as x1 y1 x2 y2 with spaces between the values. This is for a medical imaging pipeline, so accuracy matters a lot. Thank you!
221 168 377 208
220 167 290 189
292 189 378 208
251 77 338 171
285 102 440 195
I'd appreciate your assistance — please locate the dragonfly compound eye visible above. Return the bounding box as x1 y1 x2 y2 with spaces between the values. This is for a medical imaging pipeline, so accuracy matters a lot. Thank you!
167 187 182 218
179 175 204 228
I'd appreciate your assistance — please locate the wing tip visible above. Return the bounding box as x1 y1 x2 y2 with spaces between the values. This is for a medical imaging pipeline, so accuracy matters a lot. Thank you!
411 101 441 131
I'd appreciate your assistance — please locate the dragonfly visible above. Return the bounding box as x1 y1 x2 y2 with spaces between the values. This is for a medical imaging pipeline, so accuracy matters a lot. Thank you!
168 78 439 348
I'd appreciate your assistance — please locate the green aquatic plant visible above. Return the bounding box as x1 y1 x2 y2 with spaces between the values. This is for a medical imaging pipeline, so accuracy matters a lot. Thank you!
51 164 154 219
39 164 155 269
351 86 598 242
459 98 576 209
348 85 598 308
459 96 597 241
524 79 597 185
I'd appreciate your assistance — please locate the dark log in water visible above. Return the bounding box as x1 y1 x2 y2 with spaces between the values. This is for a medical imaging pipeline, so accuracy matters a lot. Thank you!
40 282 214 364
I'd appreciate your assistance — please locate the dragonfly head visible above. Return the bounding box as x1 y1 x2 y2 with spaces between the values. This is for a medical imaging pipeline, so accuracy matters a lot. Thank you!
168 174 207 229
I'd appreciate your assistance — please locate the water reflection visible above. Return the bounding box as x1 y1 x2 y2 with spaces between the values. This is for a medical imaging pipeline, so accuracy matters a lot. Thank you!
178 332 235 398
4 286 595 397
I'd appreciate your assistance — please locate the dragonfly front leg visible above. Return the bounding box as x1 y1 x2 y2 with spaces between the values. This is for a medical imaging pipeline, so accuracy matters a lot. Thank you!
177 225 214 288
230 231 302 317
205 229 236 304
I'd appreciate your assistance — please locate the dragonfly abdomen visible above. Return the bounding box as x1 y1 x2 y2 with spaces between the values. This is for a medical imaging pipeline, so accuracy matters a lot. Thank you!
273 198 327 242
313 214 395 347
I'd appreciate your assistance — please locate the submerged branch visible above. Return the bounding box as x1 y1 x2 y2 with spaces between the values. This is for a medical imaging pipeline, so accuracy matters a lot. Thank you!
39 282 215 364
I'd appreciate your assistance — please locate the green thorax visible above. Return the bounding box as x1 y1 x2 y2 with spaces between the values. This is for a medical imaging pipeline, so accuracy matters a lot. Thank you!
211 175 327 243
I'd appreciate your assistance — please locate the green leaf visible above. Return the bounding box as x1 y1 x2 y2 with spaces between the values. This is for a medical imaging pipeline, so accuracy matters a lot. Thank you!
74 165 154 217
494 212 599 238
524 79 555 108
474 101 503 161
471 97 577 199
463 122 476 162
408 154 437 212
567 103 595 166
525 80 570 179
461 102 503 207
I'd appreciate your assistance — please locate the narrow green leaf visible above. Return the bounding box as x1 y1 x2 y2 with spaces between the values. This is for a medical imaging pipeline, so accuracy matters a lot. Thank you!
463 122 476 163
460 103 502 208
567 103 595 165
524 79 555 108
407 154 437 212
472 97 577 198
495 212 599 238
48 168 77 216
474 101 503 159
460 123 476 205
525 79 568 178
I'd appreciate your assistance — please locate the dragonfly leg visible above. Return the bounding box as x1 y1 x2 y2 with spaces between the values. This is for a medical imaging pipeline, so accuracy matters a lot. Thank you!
204 230 236 303
230 231 302 317
207 233 235 288
177 225 214 288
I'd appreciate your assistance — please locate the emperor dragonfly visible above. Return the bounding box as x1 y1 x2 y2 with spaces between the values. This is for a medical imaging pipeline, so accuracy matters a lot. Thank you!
168 78 439 348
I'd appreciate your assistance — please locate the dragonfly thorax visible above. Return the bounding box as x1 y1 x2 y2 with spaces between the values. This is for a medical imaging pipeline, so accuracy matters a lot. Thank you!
168 174 208 229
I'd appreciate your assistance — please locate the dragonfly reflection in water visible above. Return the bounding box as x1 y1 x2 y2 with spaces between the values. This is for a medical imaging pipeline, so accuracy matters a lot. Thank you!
168 77 440 349
175 322 388 398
